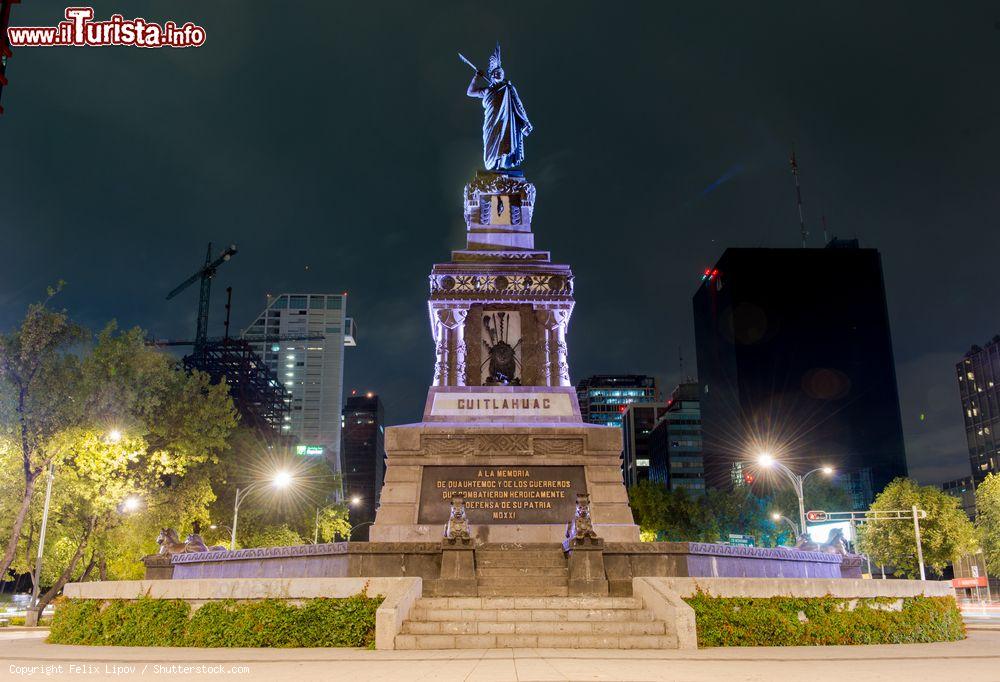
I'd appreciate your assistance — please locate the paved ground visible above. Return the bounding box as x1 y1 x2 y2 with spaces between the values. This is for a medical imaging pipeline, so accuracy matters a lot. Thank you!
2 630 999 681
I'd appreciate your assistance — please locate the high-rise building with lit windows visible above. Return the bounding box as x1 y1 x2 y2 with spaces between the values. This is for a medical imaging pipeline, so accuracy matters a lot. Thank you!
958 336 1000 484
242 293 357 475
575 375 658 427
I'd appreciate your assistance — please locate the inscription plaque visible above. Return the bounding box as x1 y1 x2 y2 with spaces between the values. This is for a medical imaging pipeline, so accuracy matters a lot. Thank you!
418 465 587 525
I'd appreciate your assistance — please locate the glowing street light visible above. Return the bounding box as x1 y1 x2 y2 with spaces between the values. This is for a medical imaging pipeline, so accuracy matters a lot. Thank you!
28 428 124 626
351 496 361 506
230 470 295 550
771 511 800 536
754 453 834 534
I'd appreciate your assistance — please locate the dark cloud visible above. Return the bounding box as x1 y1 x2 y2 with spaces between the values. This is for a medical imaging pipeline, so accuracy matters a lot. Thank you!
2 1 998 484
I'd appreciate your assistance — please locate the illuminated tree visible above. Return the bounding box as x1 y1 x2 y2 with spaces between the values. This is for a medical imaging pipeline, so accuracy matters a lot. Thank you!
975 473 1000 576
858 478 978 578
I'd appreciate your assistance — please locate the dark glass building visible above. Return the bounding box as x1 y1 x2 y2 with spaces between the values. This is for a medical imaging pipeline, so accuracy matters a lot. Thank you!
692 241 907 506
340 393 385 540
575 375 658 427
957 337 1000 484
621 402 670 487
649 382 705 495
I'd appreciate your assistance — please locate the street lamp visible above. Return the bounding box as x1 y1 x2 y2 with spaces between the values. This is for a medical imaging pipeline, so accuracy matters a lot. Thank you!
121 495 142 513
351 496 361 506
30 428 125 623
771 512 800 537
230 470 294 550
756 453 834 535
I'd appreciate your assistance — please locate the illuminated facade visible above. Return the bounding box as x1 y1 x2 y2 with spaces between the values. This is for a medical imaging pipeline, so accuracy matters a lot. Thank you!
242 293 357 475
576 375 658 427
957 336 1000 484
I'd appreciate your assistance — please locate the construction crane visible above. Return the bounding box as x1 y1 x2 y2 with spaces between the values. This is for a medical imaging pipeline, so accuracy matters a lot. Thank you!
166 243 238 351
0 0 22 115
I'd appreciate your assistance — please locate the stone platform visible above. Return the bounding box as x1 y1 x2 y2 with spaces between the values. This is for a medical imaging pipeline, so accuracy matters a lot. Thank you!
147 540 865 598
370 395 640 544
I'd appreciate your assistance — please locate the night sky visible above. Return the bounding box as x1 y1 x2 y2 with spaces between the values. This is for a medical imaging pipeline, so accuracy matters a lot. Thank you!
3 2 998 485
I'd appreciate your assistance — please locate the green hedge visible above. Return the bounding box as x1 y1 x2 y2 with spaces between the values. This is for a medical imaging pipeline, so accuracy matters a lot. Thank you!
47 594 382 648
684 593 965 647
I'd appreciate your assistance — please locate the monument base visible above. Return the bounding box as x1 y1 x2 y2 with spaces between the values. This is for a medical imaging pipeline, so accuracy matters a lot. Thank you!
370 390 640 544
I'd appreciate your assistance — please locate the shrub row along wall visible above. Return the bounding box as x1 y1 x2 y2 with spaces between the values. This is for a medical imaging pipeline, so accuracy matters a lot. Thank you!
48 594 383 648
684 594 964 647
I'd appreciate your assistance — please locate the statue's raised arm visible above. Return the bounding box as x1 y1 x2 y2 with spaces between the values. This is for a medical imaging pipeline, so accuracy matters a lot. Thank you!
462 43 533 171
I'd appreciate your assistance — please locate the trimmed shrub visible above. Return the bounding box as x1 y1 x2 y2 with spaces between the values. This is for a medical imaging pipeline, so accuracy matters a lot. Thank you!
684 593 965 647
47 593 383 648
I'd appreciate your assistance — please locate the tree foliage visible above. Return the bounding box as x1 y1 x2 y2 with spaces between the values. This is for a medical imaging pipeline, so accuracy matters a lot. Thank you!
857 478 978 578
975 473 1000 576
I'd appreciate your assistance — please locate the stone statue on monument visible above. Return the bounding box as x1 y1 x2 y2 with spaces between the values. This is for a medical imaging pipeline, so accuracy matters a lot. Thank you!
462 43 533 171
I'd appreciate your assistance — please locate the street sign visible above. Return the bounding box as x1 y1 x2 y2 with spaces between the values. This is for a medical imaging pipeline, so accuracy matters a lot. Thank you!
728 534 755 547
952 577 987 588
295 445 325 456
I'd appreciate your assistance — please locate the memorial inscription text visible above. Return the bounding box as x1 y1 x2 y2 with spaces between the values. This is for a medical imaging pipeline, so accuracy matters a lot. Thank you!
417 465 586 524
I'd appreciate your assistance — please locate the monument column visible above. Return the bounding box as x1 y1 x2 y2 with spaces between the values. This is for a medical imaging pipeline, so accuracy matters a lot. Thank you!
443 308 469 386
433 312 448 386
553 309 571 387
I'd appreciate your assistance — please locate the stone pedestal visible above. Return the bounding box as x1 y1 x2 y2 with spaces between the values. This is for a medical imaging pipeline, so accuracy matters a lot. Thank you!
142 553 174 580
371 387 640 545
565 538 609 596
438 539 478 596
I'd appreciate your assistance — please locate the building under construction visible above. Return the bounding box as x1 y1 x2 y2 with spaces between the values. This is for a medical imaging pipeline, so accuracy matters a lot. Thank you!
181 338 292 440
158 243 298 443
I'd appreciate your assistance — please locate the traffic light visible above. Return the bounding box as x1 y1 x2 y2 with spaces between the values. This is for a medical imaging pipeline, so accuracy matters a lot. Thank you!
743 472 756 485
805 510 828 522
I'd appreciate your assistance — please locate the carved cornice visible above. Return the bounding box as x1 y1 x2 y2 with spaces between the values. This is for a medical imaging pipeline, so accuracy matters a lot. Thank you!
171 542 349 563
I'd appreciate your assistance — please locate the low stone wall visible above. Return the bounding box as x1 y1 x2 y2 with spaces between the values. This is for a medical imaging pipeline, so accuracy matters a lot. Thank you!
152 541 865 598
63 577 422 650
606 542 860 595
160 542 443 583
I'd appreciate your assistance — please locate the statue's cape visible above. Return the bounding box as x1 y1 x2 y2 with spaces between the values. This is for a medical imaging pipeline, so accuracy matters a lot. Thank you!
482 81 532 170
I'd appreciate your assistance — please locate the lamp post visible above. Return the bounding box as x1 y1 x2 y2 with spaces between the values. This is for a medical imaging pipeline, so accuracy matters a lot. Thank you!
230 470 293 550
771 512 799 537
29 428 124 621
756 453 833 535
348 521 374 541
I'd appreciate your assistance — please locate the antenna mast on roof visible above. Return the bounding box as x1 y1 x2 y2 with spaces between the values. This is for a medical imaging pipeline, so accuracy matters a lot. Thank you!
789 151 808 247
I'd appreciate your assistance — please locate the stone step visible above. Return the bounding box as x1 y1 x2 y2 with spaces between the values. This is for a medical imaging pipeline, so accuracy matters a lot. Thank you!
476 566 569 578
476 576 567 590
415 596 643 610
475 553 566 568
394 633 675 649
477 585 569 597
409 607 653 623
402 620 666 636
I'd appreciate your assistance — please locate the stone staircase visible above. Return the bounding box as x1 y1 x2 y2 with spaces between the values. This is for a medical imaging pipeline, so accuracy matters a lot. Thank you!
395 596 674 649
475 543 568 597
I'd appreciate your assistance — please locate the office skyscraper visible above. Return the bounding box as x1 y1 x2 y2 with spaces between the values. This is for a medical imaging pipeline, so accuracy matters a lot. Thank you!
242 293 357 475
648 382 705 495
693 240 907 505
576 375 658 427
621 402 671 487
341 392 385 541
958 336 1000 484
